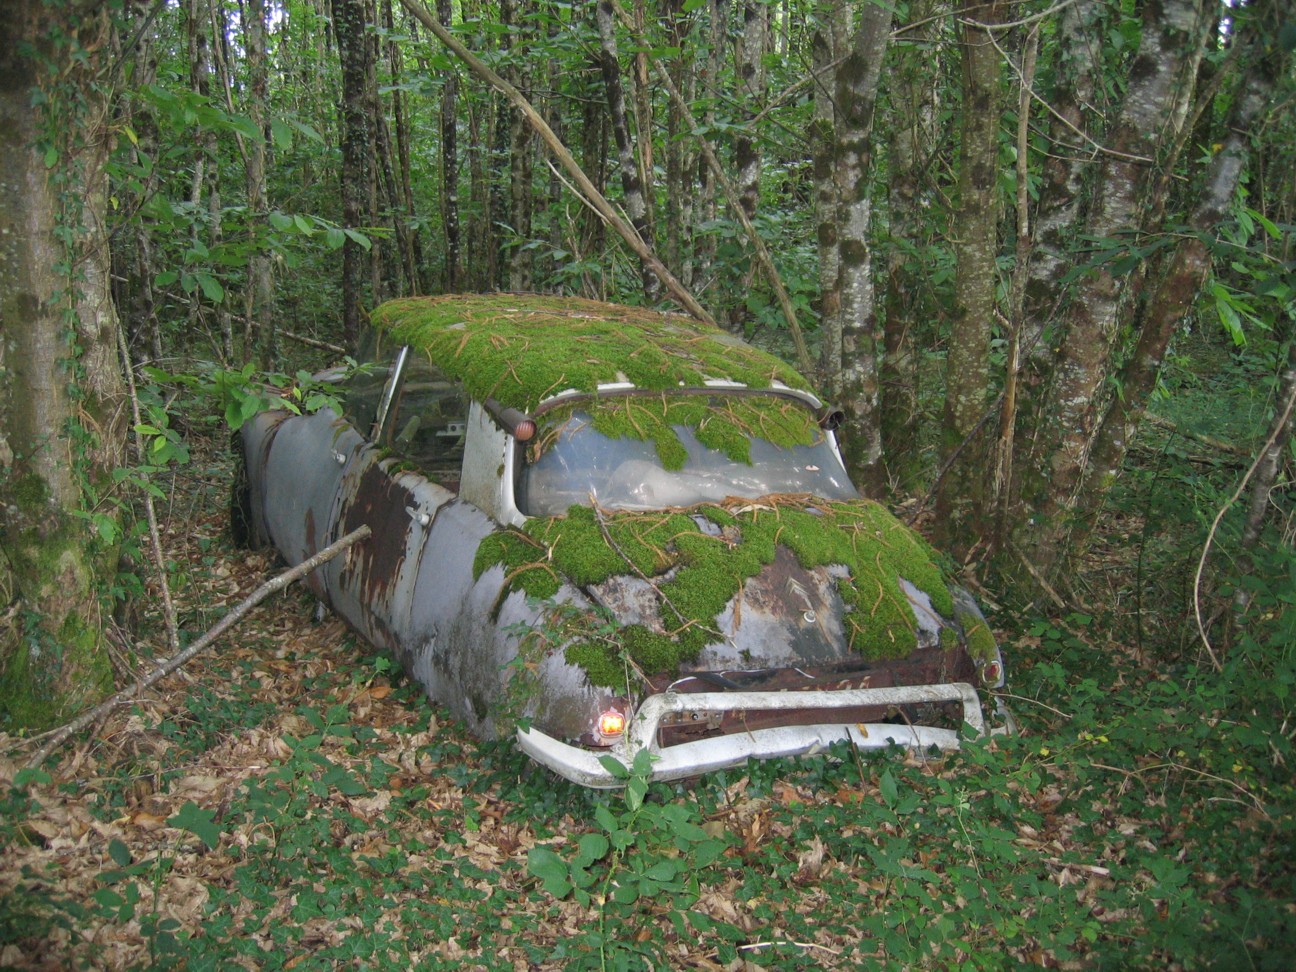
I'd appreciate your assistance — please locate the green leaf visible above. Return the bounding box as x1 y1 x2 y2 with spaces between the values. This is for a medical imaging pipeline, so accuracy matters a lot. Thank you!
269 211 294 231
154 269 179 287
574 832 610 867
293 214 316 235
227 114 261 140
598 754 630 780
167 801 220 850
643 859 678 882
611 882 639 905
13 768 52 788
343 228 372 251
108 839 132 867
325 226 346 250
527 847 572 897
196 273 224 303
270 118 293 151
626 775 647 812
879 769 898 808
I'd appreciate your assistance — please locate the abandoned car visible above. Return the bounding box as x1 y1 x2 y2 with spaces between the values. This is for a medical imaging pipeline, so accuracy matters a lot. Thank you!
234 294 1012 786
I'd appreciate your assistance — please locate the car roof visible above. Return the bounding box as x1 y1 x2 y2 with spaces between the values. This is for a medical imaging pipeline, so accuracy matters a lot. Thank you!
367 293 817 414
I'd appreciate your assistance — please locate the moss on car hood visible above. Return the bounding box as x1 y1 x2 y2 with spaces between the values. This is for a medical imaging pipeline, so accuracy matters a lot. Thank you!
474 497 957 688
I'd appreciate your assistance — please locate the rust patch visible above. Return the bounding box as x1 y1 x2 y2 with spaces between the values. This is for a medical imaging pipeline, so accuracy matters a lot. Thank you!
302 508 326 598
339 461 414 609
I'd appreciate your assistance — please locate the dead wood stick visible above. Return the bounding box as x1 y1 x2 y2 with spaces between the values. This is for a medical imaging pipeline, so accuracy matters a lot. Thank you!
280 330 347 355
398 0 714 327
26 525 371 769
117 325 180 656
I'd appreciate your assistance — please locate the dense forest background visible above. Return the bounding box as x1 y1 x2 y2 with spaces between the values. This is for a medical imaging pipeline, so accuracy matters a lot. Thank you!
2 1 1295 967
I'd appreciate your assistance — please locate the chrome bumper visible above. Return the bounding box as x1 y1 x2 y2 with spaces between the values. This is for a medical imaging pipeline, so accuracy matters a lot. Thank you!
517 681 1010 788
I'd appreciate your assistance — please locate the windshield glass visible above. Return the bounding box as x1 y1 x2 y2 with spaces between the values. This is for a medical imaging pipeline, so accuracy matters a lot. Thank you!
516 411 858 516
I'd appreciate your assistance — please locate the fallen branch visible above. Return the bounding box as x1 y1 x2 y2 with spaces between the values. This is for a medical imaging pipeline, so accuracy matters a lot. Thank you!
26 525 371 769
280 329 347 355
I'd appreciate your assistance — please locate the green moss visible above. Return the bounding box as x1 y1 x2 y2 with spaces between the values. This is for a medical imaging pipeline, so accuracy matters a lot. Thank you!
370 295 823 469
479 496 960 686
961 615 998 665
370 294 811 410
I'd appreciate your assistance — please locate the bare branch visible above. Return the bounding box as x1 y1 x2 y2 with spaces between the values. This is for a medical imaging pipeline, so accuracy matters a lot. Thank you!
26 525 372 769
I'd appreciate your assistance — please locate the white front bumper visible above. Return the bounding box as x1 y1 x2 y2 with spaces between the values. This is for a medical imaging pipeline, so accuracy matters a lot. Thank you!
517 681 1007 788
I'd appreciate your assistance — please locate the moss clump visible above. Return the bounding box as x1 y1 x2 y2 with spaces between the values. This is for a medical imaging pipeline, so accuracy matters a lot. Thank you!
961 615 998 665
370 294 812 411
476 497 959 688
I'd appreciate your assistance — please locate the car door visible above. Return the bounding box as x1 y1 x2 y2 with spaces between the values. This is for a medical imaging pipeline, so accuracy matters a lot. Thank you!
322 350 467 655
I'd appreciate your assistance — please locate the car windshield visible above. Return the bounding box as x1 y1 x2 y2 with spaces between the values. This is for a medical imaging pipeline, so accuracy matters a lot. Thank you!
516 410 859 516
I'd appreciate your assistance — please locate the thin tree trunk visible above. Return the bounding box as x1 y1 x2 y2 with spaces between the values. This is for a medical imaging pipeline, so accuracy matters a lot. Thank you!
735 1 767 222
932 1 1004 551
401 0 714 324
437 0 460 290
694 0 727 283
244 0 277 369
1012 0 1207 580
596 0 659 301
664 0 691 285
1077 11 1282 541
832 3 892 494
333 0 371 348
880 0 941 493
812 0 848 396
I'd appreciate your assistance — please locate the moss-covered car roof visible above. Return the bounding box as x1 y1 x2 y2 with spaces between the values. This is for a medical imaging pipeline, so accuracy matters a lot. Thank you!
368 293 815 413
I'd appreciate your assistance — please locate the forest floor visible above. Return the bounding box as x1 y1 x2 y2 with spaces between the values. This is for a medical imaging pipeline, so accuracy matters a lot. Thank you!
0 436 1293 971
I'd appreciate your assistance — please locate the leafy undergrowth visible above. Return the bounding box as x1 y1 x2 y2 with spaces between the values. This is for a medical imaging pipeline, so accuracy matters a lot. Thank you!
0 455 1293 971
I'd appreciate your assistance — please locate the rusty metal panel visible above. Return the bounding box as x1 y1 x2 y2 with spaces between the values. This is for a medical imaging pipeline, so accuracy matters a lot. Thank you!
324 451 454 653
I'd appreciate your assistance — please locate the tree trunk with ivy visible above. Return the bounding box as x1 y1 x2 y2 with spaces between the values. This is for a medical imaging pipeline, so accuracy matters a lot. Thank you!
0 0 127 729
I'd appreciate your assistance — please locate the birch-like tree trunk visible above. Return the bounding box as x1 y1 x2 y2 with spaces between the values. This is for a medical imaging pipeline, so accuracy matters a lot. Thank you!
1077 2 1283 538
1 0 127 727
1010 0 1208 581
832 4 892 494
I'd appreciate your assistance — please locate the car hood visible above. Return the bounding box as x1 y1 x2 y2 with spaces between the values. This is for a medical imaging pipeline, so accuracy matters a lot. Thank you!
474 497 978 693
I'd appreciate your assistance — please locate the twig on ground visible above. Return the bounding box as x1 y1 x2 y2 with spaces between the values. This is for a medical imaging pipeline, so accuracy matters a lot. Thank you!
26 525 371 770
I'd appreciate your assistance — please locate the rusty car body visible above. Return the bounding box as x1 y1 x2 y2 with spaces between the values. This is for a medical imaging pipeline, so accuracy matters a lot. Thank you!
235 294 1013 787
